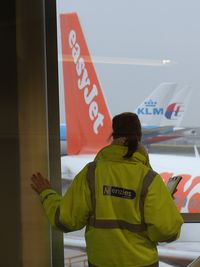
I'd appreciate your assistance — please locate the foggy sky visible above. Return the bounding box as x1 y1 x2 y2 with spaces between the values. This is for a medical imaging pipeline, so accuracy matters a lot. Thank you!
56 0 200 127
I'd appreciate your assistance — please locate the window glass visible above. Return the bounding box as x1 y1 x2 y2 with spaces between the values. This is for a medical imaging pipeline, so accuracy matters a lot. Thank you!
55 0 200 265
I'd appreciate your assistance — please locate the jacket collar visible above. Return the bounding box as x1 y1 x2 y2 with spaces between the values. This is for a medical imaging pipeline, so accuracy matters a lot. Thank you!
95 143 151 167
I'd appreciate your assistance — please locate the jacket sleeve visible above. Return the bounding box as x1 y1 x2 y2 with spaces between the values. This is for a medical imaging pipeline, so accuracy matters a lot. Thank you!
144 174 184 243
40 165 92 232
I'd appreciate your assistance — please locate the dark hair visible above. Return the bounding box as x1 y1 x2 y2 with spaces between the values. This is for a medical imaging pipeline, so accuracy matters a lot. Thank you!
112 112 142 159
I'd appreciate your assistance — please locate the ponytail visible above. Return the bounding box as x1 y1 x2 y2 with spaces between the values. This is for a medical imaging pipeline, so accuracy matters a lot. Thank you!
123 136 138 159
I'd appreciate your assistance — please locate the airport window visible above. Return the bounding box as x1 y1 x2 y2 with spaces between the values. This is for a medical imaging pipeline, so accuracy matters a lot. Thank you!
54 0 200 265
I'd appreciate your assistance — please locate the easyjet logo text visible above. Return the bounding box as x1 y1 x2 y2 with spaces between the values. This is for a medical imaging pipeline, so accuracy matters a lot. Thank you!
68 30 104 134
161 172 200 213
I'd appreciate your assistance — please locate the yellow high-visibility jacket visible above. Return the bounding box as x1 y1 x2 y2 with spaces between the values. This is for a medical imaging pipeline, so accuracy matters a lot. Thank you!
40 144 183 267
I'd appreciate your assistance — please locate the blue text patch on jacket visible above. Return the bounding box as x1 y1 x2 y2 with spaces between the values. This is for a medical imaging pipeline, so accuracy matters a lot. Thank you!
103 185 136 199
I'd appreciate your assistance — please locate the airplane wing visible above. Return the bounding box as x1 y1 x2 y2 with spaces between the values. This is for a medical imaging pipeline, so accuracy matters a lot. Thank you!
64 235 86 251
142 126 174 135
142 126 195 144
158 242 200 267
143 134 181 144
142 125 179 144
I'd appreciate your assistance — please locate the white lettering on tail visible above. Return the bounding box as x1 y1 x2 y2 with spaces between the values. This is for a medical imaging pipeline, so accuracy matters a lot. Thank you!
68 30 104 134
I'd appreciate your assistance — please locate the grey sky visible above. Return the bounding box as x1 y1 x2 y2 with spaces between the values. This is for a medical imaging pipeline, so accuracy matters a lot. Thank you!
56 0 200 127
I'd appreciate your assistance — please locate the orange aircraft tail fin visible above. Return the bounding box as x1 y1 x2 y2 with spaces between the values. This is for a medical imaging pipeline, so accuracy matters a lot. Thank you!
60 13 112 154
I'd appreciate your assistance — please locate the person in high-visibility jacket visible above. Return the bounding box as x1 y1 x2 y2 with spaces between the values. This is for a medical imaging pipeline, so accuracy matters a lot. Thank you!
31 112 183 267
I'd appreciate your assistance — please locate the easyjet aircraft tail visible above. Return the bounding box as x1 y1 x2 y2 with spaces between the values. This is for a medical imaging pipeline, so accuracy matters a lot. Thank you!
60 13 112 155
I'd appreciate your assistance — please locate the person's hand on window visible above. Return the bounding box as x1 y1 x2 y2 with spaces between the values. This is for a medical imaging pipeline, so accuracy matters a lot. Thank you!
31 172 51 194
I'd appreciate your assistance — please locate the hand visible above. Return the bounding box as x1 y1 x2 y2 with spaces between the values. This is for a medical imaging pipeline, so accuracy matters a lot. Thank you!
31 172 51 194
